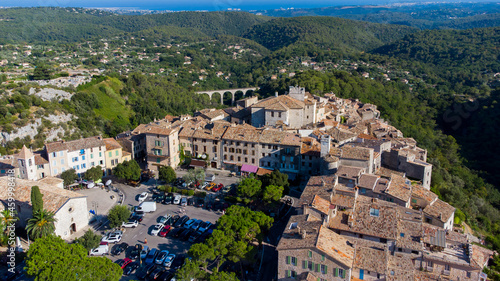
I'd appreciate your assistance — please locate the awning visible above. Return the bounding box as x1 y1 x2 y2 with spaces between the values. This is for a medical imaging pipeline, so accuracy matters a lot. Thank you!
256 168 273 176
241 164 259 173
190 159 206 168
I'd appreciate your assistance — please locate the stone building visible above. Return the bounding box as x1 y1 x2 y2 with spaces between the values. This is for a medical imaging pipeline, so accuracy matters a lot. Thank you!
0 177 88 240
103 138 125 175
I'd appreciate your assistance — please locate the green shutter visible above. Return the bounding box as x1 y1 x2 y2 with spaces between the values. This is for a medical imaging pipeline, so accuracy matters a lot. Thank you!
334 268 339 277
322 254 325 261
303 260 307 269
286 256 290 264
341 269 345 278
315 263 320 272
285 270 289 278
324 265 328 274
308 250 312 257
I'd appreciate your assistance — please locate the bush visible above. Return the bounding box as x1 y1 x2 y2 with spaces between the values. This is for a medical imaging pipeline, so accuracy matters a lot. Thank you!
171 186 178 193
157 185 166 192
165 185 172 193
181 190 188 195
187 190 195 196
225 196 238 203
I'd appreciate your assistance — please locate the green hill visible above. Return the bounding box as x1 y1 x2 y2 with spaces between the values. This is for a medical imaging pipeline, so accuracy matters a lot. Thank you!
0 8 270 43
243 16 417 52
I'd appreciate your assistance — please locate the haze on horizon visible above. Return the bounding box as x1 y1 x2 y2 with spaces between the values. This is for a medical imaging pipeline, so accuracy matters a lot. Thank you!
0 0 496 11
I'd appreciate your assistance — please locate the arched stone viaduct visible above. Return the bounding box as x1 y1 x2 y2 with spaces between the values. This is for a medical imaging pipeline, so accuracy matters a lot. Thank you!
195 87 259 105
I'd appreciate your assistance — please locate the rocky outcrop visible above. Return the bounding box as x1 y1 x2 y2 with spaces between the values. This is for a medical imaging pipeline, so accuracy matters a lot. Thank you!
28 87 73 101
0 113 76 143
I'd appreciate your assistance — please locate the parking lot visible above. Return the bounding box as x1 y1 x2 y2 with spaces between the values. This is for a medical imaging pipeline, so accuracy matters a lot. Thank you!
102 171 238 280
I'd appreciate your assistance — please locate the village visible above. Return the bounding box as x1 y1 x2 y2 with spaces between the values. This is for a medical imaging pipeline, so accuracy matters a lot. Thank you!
0 85 494 280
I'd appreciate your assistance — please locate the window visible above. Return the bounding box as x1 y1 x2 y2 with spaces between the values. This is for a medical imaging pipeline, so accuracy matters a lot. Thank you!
237 156 241 162
61 159 64 165
156 158 161 163
59 151 64 157
99 160 103 165
53 168 58 175
224 155 227 160
286 256 297 266
400 233 405 237
279 112 282 118
109 152 112 157
37 165 44 169
80 149 85 155
308 251 312 258
91 154 93 159
271 111 274 117
444 264 450 271
321 264 328 274
321 255 325 261
82 155 85 160
91 162 95 166
466 272 471 278
252 159 255 164
81 163 86 169
244 157 248 163
411 199 417 204
99 152 102 157
369 208 380 217
52 152 56 157
285 270 296 278
75 165 79 170
72 157 78 162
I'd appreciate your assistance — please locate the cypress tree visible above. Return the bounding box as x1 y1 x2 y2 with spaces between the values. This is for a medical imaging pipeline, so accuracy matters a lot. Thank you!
31 186 43 215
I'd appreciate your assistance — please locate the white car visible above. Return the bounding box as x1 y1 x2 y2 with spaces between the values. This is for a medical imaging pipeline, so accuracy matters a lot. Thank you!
138 192 148 202
101 234 122 244
173 195 182 205
163 254 176 267
121 220 138 228
201 181 210 189
89 244 109 256
151 223 164 236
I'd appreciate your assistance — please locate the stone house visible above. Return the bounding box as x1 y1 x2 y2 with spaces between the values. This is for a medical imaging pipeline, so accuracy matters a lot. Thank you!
103 138 125 175
0 177 88 240
277 214 354 280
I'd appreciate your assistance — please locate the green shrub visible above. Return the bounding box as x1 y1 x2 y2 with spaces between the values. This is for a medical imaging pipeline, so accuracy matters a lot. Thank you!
181 189 188 195
194 191 206 198
171 186 178 193
165 185 172 193
187 190 195 196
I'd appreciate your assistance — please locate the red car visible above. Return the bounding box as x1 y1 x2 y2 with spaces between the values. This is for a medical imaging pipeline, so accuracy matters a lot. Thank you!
159 225 172 237
212 183 223 192
117 258 133 269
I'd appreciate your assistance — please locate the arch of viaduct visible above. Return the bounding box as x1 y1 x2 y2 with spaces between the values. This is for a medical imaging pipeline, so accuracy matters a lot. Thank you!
195 87 259 105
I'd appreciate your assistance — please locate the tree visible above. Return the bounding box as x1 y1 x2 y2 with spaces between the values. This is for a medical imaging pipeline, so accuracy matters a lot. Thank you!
61 169 78 187
26 209 56 239
85 165 103 182
113 160 141 181
107 205 131 228
237 177 262 198
176 259 205 281
158 166 176 183
208 271 240 281
30 63 52 80
183 168 205 184
262 185 284 203
30 186 43 215
260 170 289 190
75 229 101 251
26 235 122 281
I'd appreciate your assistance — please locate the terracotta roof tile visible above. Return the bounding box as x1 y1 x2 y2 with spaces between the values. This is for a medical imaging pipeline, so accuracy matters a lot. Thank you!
252 95 305 110
0 178 85 213
45 136 105 153
423 199 455 223
103 138 122 151
353 245 387 273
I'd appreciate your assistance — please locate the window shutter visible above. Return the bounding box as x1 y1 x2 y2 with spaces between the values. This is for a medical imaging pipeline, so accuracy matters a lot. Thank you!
286 256 290 264
324 265 328 274
334 268 339 277
286 270 290 278
303 260 307 269
341 269 345 278
315 263 320 272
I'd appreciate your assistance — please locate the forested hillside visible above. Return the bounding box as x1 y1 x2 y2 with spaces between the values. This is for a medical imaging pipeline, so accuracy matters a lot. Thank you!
243 16 416 52
254 2 500 30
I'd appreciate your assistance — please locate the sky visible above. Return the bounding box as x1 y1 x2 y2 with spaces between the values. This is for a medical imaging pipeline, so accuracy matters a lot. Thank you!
0 0 491 11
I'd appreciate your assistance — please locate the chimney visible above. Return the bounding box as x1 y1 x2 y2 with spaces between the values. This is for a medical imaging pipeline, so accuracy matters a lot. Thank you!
301 229 307 239
275 91 278 97
296 226 301 235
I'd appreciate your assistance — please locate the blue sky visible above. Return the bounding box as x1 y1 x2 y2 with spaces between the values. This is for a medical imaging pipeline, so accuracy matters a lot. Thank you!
0 0 493 10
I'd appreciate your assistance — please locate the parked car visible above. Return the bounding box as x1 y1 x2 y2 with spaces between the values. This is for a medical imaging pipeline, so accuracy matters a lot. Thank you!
159 225 171 237
187 197 195 206
174 228 185 238
138 192 148 202
164 193 174 204
158 271 175 281
140 245 150 260
130 213 144 222
149 267 166 280
159 213 172 224
168 227 182 238
171 254 186 269
155 250 169 265
154 194 165 203
123 261 139 276
180 197 187 206
222 185 232 194
135 264 157 280
188 232 201 243
163 254 176 267
205 182 217 191
171 214 180 224
212 183 223 192
198 221 212 233
111 242 129 256
101 233 122 244
195 198 204 208
181 229 193 241
201 181 210 189
205 174 215 182
122 220 138 228
129 244 142 259
183 219 196 229
190 219 202 231
115 258 133 269
151 223 164 236
173 195 182 205
174 215 189 227
145 248 159 264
